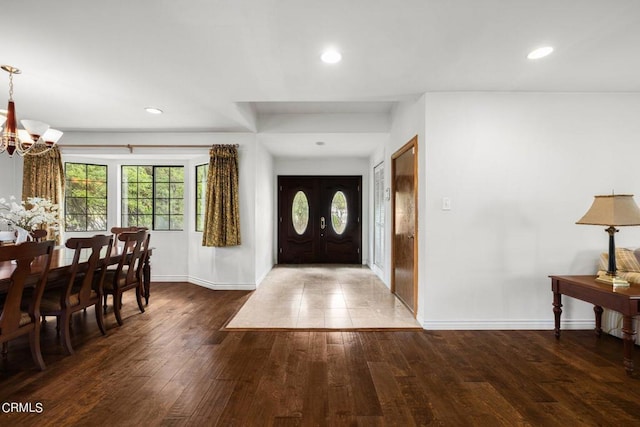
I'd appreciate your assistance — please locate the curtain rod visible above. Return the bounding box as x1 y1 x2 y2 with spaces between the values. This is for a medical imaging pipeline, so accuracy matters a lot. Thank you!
58 143 239 153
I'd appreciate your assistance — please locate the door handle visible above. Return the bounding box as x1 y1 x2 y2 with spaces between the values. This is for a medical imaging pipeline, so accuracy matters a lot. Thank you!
320 216 326 230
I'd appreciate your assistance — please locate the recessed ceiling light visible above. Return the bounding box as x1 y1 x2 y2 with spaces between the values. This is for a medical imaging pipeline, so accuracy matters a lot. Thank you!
145 107 163 114
527 46 554 60
321 49 342 64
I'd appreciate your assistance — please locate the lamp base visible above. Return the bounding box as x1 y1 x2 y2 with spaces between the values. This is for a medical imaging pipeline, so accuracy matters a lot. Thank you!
596 274 630 287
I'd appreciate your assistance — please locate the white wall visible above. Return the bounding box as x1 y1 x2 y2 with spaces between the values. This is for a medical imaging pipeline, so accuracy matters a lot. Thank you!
259 113 390 133
254 139 274 285
411 92 640 330
0 154 24 205
275 156 371 265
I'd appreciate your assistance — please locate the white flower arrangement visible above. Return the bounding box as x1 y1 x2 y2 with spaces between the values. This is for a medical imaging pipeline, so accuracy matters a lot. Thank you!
0 196 60 232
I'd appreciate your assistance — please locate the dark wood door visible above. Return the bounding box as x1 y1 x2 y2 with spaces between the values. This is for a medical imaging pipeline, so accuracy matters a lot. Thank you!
278 176 361 264
392 137 418 313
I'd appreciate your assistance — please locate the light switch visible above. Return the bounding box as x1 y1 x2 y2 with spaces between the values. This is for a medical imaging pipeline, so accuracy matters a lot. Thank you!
442 197 452 210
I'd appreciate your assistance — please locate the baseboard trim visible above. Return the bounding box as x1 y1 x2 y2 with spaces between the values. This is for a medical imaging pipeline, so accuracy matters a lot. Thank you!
152 275 256 291
422 319 595 330
188 276 256 291
254 269 271 288
151 275 188 282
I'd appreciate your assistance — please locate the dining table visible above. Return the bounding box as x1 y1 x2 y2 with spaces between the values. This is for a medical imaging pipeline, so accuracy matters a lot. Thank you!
0 243 153 304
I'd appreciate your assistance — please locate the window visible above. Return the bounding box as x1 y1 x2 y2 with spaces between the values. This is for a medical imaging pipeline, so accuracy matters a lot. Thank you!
373 162 384 268
195 163 208 232
121 165 184 230
330 191 348 235
291 191 309 235
65 163 108 231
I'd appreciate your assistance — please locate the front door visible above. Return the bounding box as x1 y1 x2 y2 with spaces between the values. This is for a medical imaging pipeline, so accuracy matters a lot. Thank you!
278 176 361 264
392 137 418 313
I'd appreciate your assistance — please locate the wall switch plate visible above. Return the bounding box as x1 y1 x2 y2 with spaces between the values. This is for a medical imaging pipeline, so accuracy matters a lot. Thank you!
442 197 452 210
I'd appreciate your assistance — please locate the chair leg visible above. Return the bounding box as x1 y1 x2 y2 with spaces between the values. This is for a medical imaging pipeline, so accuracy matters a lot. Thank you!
103 294 108 314
136 283 145 313
113 292 124 326
95 302 106 335
60 313 74 355
29 327 46 371
2 342 8 358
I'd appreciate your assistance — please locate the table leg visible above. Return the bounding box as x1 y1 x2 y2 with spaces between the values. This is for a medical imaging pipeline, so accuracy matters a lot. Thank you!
594 305 603 337
622 315 636 376
553 291 562 339
143 254 151 305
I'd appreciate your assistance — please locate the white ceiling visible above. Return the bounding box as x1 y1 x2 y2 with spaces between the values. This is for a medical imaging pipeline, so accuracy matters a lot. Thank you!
2 0 639 137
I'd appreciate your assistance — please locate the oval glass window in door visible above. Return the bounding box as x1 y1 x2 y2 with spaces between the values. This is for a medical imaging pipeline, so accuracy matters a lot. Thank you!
292 191 309 235
331 191 348 234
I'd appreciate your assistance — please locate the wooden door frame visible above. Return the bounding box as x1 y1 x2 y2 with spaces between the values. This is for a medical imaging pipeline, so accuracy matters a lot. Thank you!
391 135 419 315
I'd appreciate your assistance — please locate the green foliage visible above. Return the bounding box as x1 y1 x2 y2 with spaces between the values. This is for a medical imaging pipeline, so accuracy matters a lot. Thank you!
64 163 107 231
66 163 186 231
121 165 184 230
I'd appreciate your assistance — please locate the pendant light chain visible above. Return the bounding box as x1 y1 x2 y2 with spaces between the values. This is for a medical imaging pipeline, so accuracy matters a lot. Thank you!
7 70 13 102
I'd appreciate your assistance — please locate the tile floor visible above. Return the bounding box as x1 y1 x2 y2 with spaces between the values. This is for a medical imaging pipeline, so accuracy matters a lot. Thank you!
225 265 421 329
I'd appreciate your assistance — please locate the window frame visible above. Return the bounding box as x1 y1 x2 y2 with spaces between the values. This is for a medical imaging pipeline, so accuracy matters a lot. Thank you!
64 162 108 232
121 165 185 231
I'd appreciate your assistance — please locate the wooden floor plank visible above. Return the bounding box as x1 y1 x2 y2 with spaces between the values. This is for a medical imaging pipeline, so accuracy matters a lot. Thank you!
343 332 383 417
368 361 417 426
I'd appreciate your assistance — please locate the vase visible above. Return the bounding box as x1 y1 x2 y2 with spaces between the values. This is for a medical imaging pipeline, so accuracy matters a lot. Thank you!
14 226 32 245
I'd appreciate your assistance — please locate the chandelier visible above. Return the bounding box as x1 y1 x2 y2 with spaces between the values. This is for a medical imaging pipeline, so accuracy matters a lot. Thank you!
0 65 63 156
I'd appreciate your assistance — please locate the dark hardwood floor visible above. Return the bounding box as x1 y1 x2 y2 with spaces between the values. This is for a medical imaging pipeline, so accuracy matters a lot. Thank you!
1 282 640 426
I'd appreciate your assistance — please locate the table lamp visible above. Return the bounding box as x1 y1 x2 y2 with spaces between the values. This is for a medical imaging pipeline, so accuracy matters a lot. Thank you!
576 194 640 286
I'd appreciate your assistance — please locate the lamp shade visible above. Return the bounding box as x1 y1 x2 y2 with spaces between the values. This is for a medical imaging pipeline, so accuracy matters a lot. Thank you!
21 120 49 139
576 194 640 226
42 128 63 147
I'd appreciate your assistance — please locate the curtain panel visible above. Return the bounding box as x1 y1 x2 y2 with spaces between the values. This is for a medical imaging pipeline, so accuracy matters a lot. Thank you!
202 145 241 247
22 146 64 243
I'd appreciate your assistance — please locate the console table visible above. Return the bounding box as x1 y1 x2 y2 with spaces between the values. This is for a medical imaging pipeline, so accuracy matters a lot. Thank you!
550 275 640 376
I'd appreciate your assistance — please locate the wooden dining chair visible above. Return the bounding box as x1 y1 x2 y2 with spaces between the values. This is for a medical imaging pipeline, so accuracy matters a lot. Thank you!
103 229 148 325
40 234 113 354
110 226 148 250
29 229 48 242
0 240 54 370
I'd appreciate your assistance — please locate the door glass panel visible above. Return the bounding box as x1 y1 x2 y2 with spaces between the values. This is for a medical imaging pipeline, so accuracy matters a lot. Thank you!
331 191 348 235
373 162 384 268
292 191 309 235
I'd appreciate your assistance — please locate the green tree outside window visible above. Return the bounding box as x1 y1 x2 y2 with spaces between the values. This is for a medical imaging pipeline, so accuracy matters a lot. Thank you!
121 165 184 230
65 162 108 231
